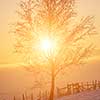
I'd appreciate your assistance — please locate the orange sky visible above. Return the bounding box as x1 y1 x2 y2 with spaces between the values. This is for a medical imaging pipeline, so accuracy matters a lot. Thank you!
0 0 100 65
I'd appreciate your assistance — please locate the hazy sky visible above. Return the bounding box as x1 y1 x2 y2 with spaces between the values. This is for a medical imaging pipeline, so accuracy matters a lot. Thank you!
0 0 100 65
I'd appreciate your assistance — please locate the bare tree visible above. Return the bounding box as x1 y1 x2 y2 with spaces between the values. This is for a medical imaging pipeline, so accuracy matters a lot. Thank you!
12 0 97 100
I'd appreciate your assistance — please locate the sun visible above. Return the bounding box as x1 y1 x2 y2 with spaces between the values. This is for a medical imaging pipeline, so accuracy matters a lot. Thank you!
40 38 54 52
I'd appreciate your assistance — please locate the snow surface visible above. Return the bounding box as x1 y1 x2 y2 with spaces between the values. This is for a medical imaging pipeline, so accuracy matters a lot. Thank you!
57 89 100 100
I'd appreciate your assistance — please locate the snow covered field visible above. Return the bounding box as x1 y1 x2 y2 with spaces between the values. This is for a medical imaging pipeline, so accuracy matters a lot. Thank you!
57 89 100 100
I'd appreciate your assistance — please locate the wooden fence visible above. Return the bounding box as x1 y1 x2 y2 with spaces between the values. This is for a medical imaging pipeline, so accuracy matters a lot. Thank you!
57 80 100 97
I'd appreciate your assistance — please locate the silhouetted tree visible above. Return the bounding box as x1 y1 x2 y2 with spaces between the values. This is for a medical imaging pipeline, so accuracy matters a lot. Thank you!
12 0 97 100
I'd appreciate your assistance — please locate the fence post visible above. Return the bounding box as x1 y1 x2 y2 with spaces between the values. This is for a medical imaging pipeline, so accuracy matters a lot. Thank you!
37 91 41 100
22 94 25 100
80 82 84 92
86 82 90 90
13 96 16 100
67 84 72 95
25 92 28 100
98 81 100 89
31 93 34 100
92 80 97 90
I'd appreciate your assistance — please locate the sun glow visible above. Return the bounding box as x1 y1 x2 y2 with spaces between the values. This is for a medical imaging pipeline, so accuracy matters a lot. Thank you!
41 38 54 52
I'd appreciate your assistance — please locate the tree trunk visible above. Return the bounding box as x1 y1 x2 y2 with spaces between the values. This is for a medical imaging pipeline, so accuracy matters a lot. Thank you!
49 65 55 100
